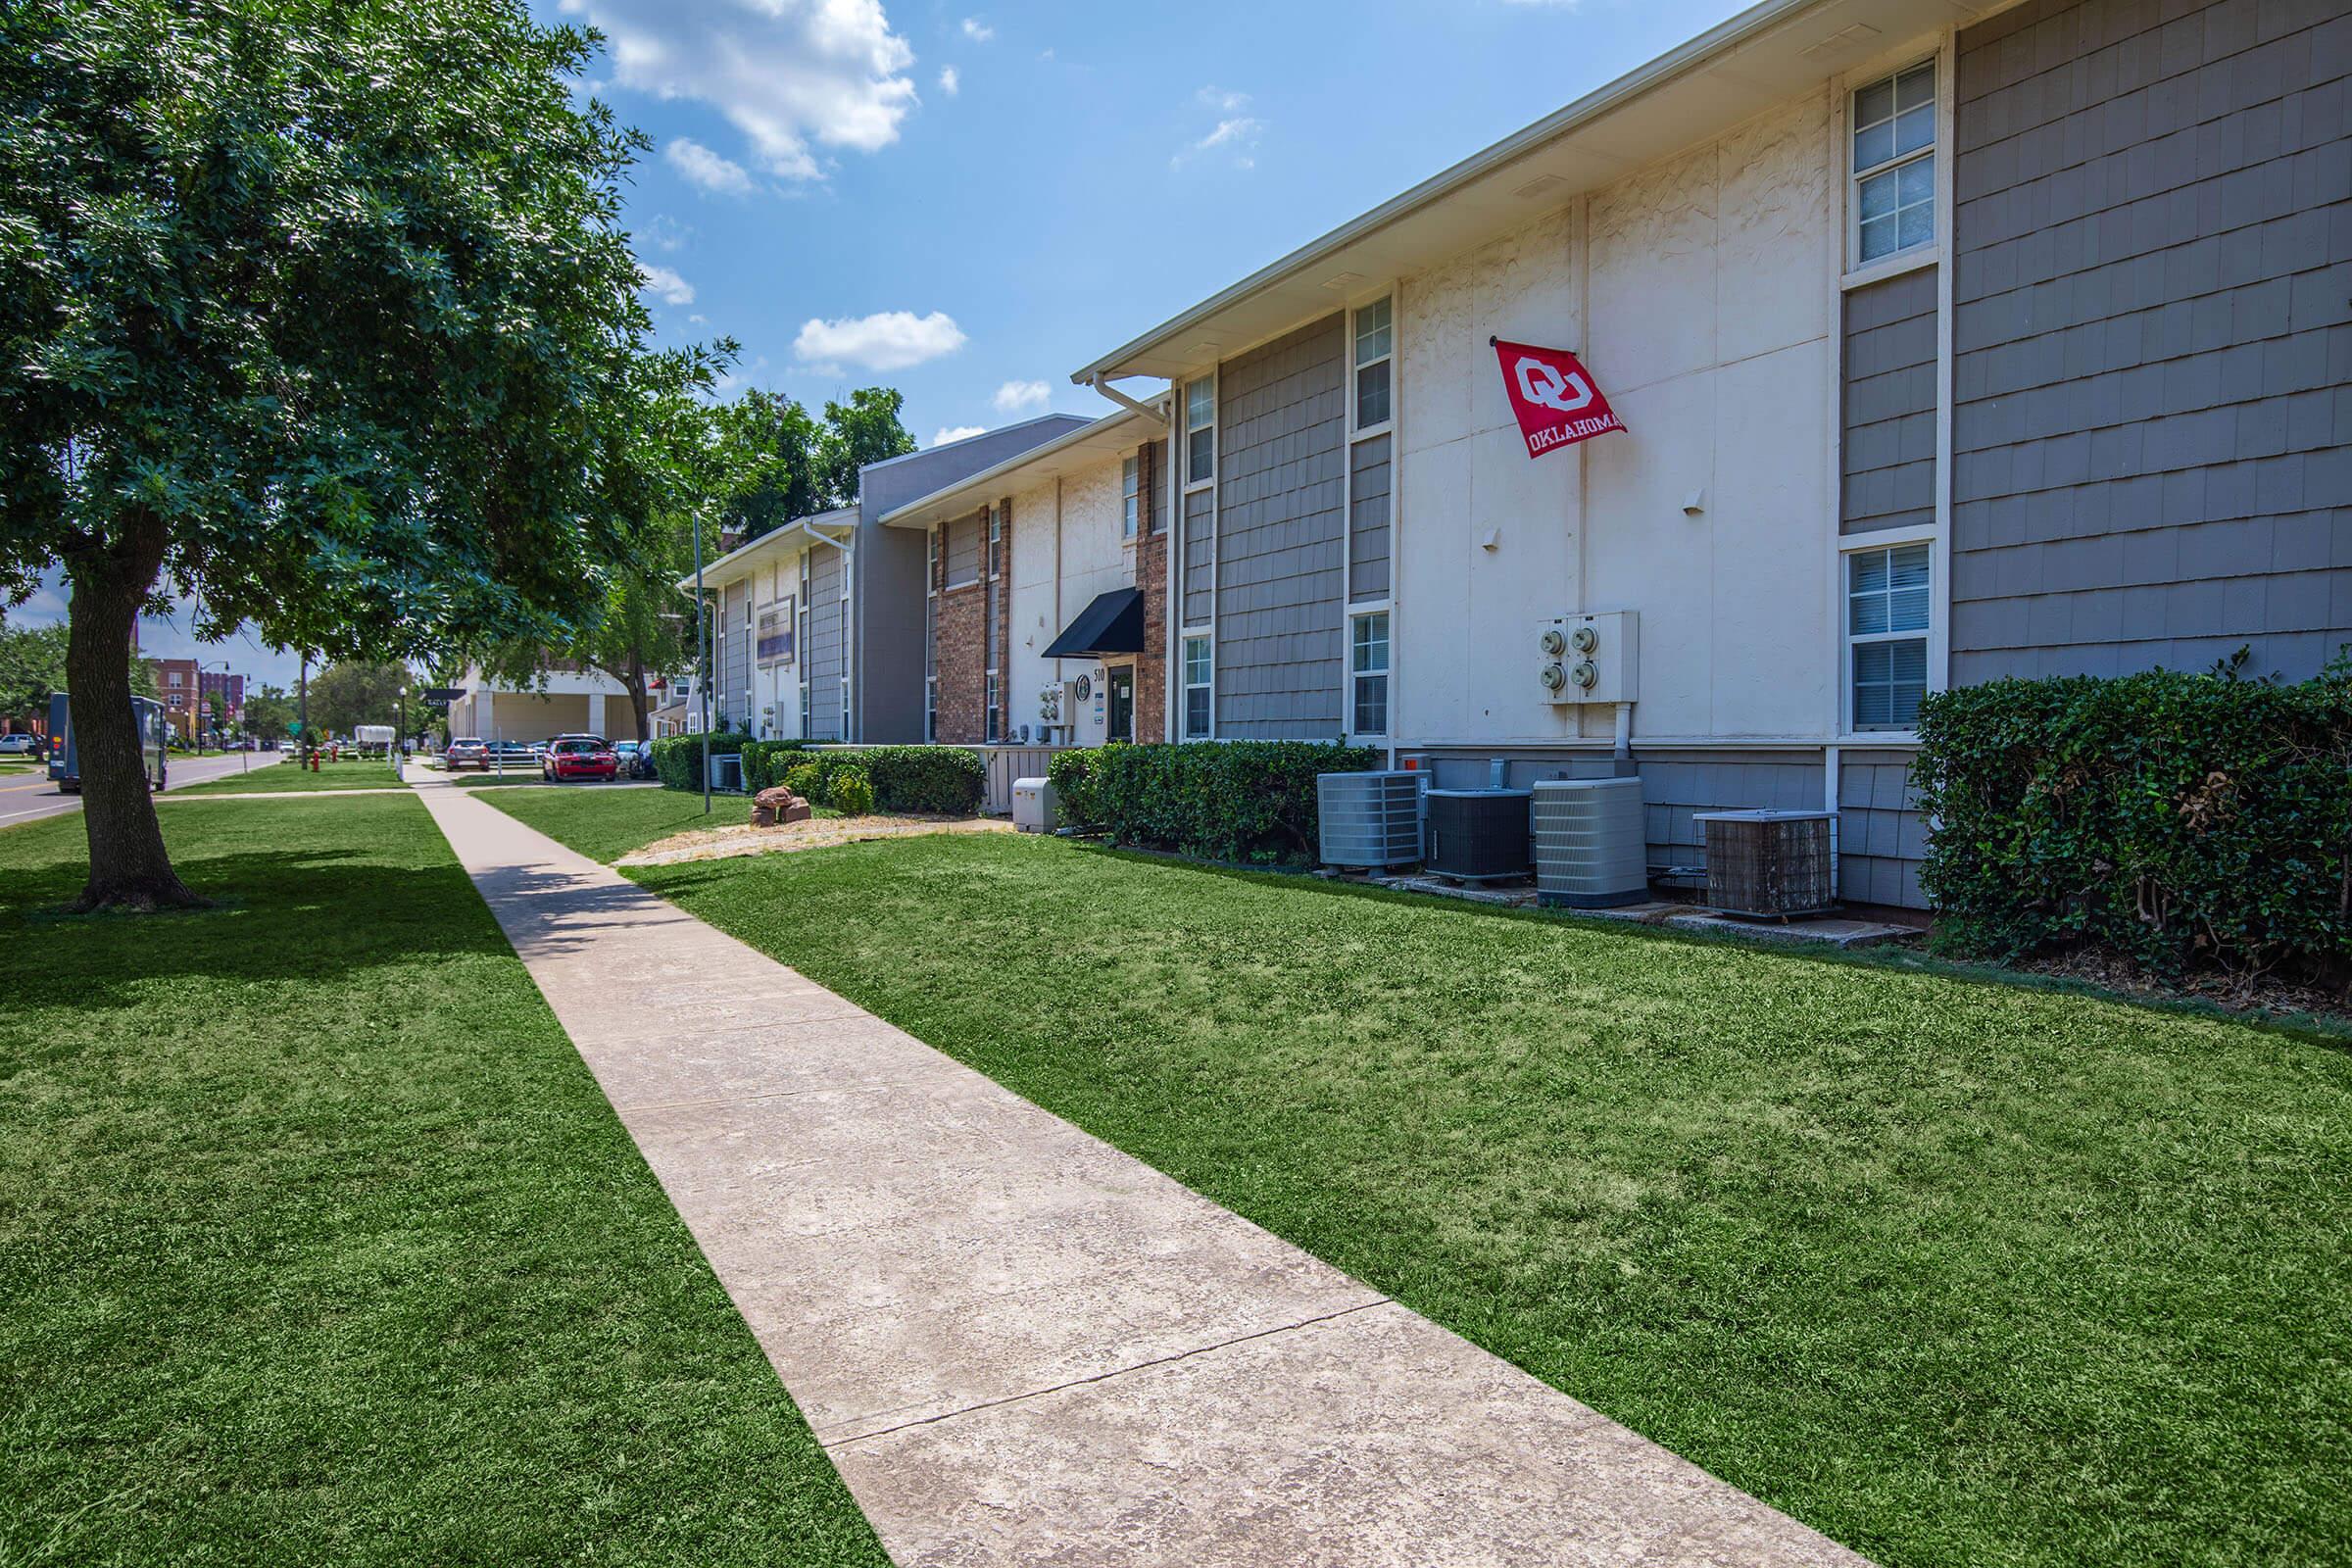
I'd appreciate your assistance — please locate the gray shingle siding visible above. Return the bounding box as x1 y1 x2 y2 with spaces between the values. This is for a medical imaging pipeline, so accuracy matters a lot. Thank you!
1349 434 1394 598
1842 268 1941 535
1183 488 1213 626
720 579 751 724
1950 0 2352 683
806 543 846 742
1214 314 1348 738
1837 756 1926 909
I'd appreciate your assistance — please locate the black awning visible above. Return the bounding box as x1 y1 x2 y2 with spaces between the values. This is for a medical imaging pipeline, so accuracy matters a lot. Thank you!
1043 587 1145 660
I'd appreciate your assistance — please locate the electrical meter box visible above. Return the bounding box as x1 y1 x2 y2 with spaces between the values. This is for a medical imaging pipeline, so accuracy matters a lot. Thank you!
1537 611 1640 706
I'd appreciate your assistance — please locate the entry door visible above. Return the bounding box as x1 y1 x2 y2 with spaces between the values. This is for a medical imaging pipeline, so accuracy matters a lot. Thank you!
1107 666 1135 744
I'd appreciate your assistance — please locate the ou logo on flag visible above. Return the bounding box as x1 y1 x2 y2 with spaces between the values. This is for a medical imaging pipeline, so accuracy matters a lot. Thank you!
1492 337 1626 459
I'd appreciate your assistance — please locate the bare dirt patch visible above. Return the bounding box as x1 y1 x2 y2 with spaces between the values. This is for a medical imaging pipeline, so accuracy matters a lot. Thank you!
617 812 1015 867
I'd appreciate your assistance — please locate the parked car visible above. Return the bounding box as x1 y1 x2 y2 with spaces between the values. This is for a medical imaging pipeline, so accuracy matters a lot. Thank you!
444 737 490 771
0 733 36 756
483 740 538 766
612 738 656 779
542 735 618 783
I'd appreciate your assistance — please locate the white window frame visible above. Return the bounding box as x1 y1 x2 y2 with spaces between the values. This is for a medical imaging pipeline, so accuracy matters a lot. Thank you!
1182 634 1213 740
1847 58 1938 276
1841 535 1936 736
1120 455 1140 541
985 672 1002 743
1348 610 1391 740
1183 375 1215 493
1350 296 1394 438
797 551 812 740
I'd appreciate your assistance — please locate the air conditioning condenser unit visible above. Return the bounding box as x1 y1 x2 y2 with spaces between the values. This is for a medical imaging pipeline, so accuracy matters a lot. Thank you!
1317 770 1424 869
1531 777 1645 907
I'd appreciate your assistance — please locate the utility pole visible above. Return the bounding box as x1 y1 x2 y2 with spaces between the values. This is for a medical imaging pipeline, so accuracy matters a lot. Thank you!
298 652 310 763
695 510 710 817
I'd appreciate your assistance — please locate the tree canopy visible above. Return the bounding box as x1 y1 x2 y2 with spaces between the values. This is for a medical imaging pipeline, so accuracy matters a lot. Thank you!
305 661 408 738
711 384 915 542
0 0 678 906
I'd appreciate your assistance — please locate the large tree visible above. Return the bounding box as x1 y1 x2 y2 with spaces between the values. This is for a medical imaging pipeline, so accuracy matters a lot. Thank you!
304 660 407 738
814 387 917 509
0 0 662 908
241 683 293 744
712 388 826 542
472 346 736 742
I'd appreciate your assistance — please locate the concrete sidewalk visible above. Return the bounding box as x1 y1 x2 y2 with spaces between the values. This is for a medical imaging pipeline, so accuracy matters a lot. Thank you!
416 776 1869 1568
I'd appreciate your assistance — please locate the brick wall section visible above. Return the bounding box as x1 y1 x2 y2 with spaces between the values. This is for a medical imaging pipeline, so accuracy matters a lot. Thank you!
932 508 990 743
1134 439 1168 743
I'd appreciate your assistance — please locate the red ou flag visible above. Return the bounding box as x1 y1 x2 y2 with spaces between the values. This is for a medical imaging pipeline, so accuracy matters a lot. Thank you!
1493 338 1625 459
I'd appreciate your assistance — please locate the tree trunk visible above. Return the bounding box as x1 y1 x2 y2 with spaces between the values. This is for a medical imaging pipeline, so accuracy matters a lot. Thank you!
595 658 652 741
66 525 204 911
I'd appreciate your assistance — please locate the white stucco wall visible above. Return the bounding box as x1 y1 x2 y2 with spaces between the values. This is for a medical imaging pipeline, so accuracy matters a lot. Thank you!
1394 88 1835 747
1007 455 1133 745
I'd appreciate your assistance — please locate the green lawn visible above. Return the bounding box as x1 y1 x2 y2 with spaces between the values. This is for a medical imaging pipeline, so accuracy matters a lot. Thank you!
481 784 750 863
171 760 406 794
0 797 888 1566
599 829 2352 1568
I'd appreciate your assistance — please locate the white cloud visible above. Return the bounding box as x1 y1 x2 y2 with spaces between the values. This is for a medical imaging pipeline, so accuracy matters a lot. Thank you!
932 425 988 446
664 136 755 196
937 65 959 95
687 313 709 324
638 263 696 306
564 0 918 181
794 310 967 371
1197 85 1250 113
960 17 993 40
639 214 692 252
1174 114 1263 170
991 379 1050 415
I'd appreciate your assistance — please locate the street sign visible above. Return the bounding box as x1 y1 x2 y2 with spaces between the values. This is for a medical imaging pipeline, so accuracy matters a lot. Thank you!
422 687 466 703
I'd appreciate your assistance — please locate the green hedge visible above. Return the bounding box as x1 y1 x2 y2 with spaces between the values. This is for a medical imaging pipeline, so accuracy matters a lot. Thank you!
645 733 807 792
1048 741 1378 865
654 740 984 813
1911 656 2351 976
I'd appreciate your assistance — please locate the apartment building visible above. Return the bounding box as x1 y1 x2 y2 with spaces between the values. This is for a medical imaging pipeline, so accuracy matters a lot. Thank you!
1068 0 2350 908
877 404 1171 747
153 657 201 740
689 415 1090 741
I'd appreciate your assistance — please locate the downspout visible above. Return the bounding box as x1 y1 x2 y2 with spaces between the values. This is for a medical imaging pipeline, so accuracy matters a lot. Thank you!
1824 742 1841 900
1054 475 1065 742
1613 700 1635 777
1089 374 1169 427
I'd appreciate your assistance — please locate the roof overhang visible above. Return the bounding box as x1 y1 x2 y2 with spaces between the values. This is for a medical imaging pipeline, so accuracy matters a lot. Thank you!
1071 0 1993 384
877 405 1163 531
1043 588 1146 661
674 508 857 593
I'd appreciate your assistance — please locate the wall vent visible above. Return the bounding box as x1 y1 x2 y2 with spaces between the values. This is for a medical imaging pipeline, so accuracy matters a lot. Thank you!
1693 810 1836 918
1317 770 1425 869
1532 778 1645 908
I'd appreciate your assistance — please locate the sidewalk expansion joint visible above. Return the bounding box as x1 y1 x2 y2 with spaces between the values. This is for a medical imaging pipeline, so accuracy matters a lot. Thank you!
820 1298 1394 1450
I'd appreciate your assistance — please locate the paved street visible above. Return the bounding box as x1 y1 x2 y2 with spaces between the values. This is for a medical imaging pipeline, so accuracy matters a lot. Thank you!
0 750 283 830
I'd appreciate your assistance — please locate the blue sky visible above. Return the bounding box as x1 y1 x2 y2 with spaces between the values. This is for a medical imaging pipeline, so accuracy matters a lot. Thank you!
25 0 1751 685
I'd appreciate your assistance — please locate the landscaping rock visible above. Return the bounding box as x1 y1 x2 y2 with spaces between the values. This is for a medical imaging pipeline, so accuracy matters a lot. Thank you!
751 786 811 828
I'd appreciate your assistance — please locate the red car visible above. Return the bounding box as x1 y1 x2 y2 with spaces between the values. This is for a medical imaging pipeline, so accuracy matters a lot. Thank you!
542 735 618 782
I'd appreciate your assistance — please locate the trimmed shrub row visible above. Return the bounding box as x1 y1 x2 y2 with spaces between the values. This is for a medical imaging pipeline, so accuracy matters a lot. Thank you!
1048 741 1377 865
1911 655 2351 977
651 735 985 815
646 733 809 793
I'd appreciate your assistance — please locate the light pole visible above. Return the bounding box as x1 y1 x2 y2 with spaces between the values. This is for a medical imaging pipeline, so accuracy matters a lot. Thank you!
396 682 409 778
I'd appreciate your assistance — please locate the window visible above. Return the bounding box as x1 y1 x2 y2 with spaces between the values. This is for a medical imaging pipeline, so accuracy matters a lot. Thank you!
1120 456 1140 540
926 525 939 590
1352 298 1393 430
1350 612 1390 736
1847 542 1931 730
925 675 937 743
798 554 812 739
985 672 1002 742
1183 636 1212 739
168 669 182 687
1185 376 1215 487
1852 62 1936 265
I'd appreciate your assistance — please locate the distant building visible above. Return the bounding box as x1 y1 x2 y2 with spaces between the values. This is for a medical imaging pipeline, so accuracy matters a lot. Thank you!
198 669 245 731
443 661 668 743
153 658 200 740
